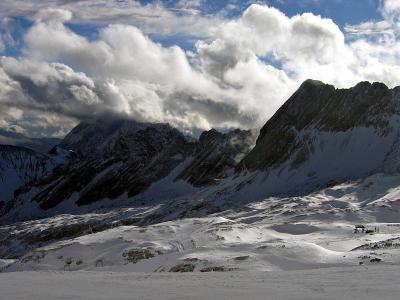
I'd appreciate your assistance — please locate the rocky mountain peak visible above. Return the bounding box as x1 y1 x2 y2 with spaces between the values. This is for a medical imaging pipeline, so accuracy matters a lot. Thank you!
352 81 388 92
238 79 400 199
198 128 223 145
60 118 178 158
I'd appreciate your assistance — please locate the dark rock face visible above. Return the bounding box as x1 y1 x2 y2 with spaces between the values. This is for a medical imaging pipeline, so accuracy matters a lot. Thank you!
10 118 255 214
240 79 397 171
31 121 194 210
59 119 161 157
10 118 254 213
177 129 255 186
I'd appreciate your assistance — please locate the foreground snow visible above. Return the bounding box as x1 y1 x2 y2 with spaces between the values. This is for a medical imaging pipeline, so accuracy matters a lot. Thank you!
4 173 400 273
1 266 400 300
4 215 400 273
3 173 400 299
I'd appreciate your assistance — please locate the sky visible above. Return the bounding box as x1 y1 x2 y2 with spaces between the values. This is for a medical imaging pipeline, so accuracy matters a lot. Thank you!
0 0 399 137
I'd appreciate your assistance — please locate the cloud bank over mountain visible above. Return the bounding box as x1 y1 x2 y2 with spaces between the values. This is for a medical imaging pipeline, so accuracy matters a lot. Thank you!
0 0 400 137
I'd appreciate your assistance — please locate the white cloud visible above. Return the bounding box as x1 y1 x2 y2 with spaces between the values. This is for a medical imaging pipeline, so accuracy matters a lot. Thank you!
0 0 222 39
34 8 73 23
0 64 76 137
382 0 400 17
200 3 400 89
0 18 252 133
2 3 400 137
345 20 392 36
345 0 400 38
174 0 204 15
196 4 358 92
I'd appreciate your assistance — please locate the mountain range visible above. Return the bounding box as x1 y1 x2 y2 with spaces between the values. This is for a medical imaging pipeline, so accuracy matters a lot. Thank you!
0 129 61 153
4 79 400 277
2 79 400 222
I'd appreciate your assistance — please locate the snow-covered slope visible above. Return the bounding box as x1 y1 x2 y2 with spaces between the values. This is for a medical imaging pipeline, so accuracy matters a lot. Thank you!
4 171 400 275
0 145 56 204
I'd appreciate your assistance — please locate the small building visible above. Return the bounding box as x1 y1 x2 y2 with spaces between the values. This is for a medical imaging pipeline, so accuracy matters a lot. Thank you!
354 225 365 233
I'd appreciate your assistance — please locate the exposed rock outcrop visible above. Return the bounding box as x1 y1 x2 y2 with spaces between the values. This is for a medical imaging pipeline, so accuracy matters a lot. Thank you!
177 128 255 186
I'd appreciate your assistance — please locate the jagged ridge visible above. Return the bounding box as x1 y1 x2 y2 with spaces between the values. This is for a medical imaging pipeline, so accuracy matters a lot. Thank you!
7 120 254 214
241 79 397 171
